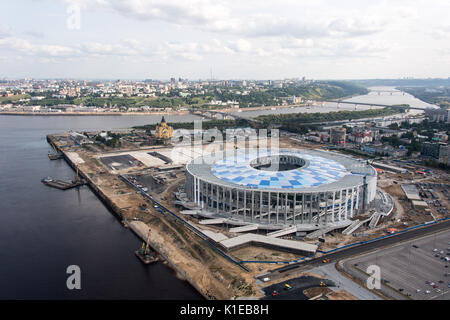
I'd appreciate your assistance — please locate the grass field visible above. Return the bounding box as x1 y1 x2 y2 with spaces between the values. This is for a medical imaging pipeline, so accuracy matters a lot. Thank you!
0 94 30 103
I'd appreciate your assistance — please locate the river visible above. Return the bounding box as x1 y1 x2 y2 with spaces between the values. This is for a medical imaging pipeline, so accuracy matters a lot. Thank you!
230 86 436 118
0 114 203 299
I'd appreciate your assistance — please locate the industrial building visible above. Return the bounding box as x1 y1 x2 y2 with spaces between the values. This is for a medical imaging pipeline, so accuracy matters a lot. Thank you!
185 149 377 229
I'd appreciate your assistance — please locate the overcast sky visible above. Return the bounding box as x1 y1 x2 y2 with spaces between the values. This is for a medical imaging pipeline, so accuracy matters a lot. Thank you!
0 0 449 80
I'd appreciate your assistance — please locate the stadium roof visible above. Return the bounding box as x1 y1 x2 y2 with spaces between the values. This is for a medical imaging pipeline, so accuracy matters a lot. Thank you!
186 149 376 193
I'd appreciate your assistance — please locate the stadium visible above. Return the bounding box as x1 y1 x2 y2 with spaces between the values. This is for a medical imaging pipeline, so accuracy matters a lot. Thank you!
185 149 377 230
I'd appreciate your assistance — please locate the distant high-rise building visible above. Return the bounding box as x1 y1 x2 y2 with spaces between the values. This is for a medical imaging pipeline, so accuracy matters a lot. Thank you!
421 142 449 164
425 108 450 122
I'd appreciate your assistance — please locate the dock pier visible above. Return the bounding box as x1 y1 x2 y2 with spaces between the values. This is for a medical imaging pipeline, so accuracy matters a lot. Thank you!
48 152 63 160
41 177 86 190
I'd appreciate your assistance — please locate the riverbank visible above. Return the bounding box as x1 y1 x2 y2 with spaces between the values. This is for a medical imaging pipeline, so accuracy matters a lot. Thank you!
0 105 310 116
0 111 189 116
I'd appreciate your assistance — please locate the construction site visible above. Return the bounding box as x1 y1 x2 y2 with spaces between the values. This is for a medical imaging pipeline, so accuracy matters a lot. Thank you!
44 127 450 300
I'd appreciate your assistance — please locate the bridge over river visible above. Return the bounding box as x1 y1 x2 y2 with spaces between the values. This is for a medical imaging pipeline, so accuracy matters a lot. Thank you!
321 100 429 110
188 108 263 125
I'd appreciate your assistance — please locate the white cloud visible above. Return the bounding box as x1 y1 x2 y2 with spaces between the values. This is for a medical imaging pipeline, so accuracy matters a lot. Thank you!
62 0 388 39
0 37 79 57
431 25 450 40
81 42 140 56
1 0 448 78
227 39 252 53
0 24 12 38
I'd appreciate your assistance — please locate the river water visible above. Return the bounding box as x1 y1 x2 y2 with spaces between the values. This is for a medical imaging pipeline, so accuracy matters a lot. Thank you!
231 86 436 118
0 114 203 299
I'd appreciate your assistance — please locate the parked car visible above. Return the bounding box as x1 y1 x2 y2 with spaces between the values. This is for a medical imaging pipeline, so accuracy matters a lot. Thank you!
284 284 292 290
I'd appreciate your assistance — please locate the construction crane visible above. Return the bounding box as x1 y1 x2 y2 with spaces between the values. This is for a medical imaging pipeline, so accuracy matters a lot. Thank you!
135 229 159 264
143 230 151 256
48 140 63 160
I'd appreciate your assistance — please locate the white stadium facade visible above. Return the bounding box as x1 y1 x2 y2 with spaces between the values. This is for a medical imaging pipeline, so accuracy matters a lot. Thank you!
185 149 377 230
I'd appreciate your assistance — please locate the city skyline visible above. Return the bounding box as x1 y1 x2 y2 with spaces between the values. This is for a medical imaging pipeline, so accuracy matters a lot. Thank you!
0 0 449 80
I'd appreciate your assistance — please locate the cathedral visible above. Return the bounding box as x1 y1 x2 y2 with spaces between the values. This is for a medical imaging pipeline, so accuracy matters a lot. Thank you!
155 116 174 140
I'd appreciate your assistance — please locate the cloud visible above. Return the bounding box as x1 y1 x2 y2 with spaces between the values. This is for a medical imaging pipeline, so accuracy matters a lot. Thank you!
0 35 237 62
227 39 252 53
111 0 229 25
0 31 390 67
327 18 384 37
0 24 12 38
81 41 140 56
430 25 450 40
0 37 80 57
23 31 45 39
62 0 386 40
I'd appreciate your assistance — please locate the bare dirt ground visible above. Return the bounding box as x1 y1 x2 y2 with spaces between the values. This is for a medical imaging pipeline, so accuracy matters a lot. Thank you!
303 286 332 299
327 290 358 300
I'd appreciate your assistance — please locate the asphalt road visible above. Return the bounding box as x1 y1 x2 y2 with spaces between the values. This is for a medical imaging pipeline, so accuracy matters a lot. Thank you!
261 275 335 300
305 264 381 300
260 219 450 281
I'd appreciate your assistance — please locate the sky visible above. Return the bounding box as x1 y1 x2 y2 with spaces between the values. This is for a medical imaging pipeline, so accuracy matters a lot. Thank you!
0 0 449 80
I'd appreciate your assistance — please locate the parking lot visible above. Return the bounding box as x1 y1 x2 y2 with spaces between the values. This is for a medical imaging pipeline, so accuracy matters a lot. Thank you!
344 229 450 300
100 154 142 171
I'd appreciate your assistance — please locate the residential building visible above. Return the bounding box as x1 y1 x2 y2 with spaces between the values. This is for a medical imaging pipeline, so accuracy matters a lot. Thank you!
330 127 346 145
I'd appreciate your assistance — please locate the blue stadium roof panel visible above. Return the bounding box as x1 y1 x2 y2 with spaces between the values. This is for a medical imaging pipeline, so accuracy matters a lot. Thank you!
211 149 349 189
